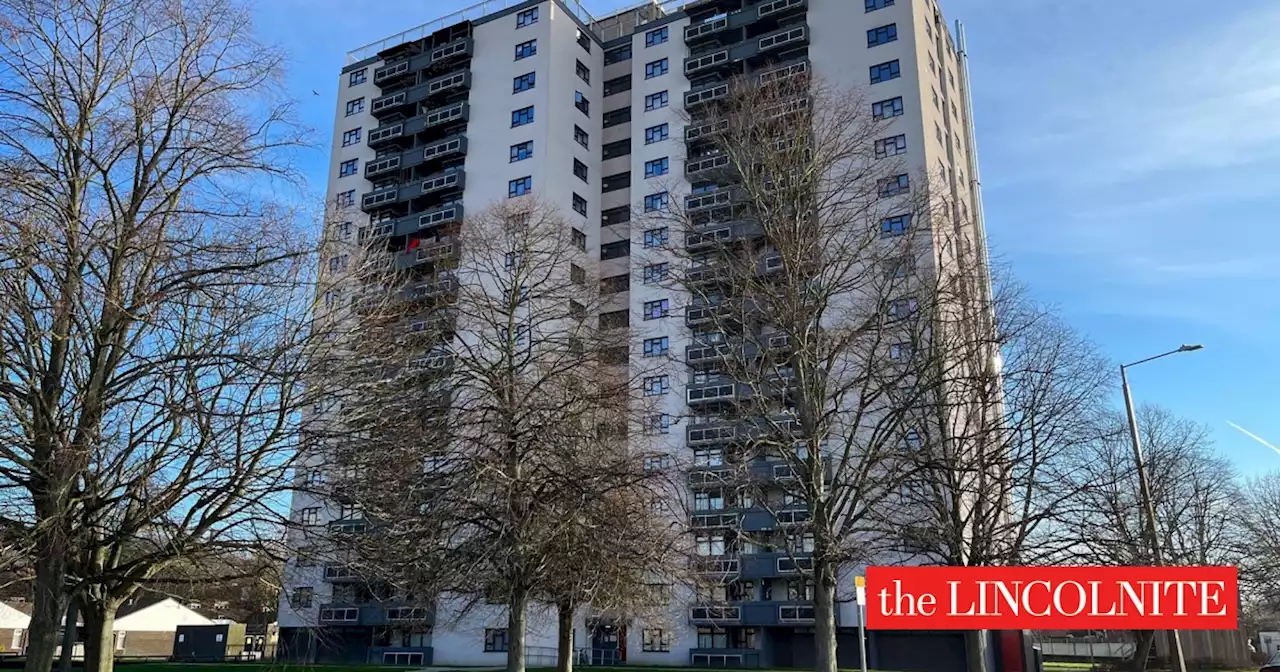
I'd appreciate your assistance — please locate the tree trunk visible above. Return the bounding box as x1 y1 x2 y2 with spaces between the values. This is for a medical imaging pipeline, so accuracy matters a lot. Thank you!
506 586 530 672
556 598 574 672
80 600 119 672
1132 630 1156 672
813 557 839 672
965 630 989 672
24 549 68 672
58 599 78 672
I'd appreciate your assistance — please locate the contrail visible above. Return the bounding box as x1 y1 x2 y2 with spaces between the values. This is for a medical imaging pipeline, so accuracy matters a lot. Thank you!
1226 421 1280 457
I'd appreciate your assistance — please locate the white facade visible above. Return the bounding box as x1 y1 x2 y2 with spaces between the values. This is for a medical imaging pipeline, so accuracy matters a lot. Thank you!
283 0 986 667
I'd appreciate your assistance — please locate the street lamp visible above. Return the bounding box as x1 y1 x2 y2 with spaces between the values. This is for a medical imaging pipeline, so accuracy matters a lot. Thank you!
1119 344 1202 672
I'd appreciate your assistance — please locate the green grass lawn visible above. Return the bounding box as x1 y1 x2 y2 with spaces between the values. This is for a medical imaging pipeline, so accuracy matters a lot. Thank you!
114 664 400 672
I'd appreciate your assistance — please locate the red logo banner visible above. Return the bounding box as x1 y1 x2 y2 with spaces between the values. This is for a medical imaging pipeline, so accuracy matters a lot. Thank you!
865 566 1237 630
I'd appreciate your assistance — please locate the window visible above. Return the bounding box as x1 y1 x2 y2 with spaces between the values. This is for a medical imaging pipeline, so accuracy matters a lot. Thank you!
882 214 911 236
695 533 726 556
304 469 325 486
645 123 669 144
290 587 314 609
889 298 919 320
645 26 668 47
345 98 364 116
644 91 669 111
575 91 589 116
644 299 669 320
643 227 668 247
601 274 629 295
337 190 355 207
643 337 669 357
642 629 671 653
603 107 631 127
644 157 669 178
644 413 672 435
644 455 671 472
511 105 535 127
644 375 670 396
484 628 509 652
510 140 533 162
694 448 724 467
879 174 910 197
645 58 669 79
694 490 724 511
601 240 629 260
348 69 366 86
866 0 894 10
513 72 536 93
572 228 587 251
576 60 590 83
903 430 923 450
643 263 669 284
516 7 538 27
603 139 631 160
571 264 586 285
573 159 589 183
328 255 348 273
602 171 631 192
603 206 630 226
875 134 907 158
573 193 588 216
514 39 537 60
300 507 320 525
604 74 632 96
870 60 901 84
577 28 591 52
342 128 361 147
867 23 898 47
890 342 912 360
643 193 669 213
338 159 358 177
605 44 632 64
574 125 589 149
872 96 904 120
508 176 532 198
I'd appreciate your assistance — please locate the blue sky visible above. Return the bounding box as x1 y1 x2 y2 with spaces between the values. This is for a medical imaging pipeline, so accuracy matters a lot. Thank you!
252 0 1280 474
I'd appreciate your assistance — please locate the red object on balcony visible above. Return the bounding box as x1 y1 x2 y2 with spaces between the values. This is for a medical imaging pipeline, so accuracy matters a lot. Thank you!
408 238 421 250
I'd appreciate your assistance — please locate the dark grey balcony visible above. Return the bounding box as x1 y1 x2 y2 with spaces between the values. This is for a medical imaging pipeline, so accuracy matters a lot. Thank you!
695 556 741 577
430 38 473 65
368 122 406 148
402 275 459 302
690 512 741 529
690 604 741 624
373 58 414 86
757 0 807 20
756 25 809 55
684 82 730 109
741 601 819 627
685 152 731 176
390 203 463 238
687 263 731 286
687 376 750 405
395 241 460 270
425 102 469 128
739 551 813 579
686 189 735 212
322 563 358 583
317 605 362 625
688 466 739 486
684 49 730 76
690 649 762 668
425 70 471 99
685 118 728 144
759 59 810 86
417 134 468 163
686 220 763 250
370 90 411 118
687 339 759 364
365 155 401 179
422 168 464 195
740 507 808 532
361 186 398 212
684 16 729 42
687 419 742 445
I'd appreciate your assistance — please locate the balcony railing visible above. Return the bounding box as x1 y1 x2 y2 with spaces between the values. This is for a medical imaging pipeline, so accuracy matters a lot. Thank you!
685 49 729 75
758 25 808 53
758 0 807 19
691 605 741 622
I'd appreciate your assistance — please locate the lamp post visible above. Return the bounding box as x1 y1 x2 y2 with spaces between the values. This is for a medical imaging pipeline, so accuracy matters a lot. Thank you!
1119 344 1202 672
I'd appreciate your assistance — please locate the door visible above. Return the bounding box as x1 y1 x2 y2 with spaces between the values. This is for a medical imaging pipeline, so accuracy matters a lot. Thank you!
589 620 626 665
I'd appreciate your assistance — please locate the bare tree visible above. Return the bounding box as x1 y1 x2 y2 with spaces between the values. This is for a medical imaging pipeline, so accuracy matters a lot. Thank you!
637 68 992 672
0 0 311 670
1239 472 1280 628
318 198 678 672
1057 406 1245 671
